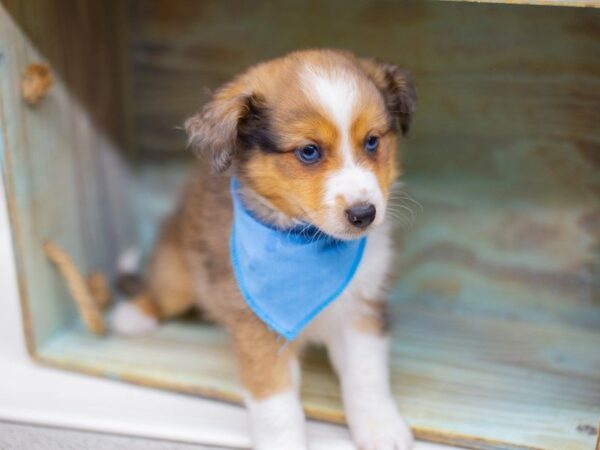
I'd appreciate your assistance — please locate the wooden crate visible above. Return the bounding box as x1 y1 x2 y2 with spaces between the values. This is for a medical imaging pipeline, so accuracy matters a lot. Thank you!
1 1 599 449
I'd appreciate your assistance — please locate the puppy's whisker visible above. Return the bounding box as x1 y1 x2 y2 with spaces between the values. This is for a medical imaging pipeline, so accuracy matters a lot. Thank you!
386 203 415 228
394 196 423 212
389 186 424 212
388 203 415 220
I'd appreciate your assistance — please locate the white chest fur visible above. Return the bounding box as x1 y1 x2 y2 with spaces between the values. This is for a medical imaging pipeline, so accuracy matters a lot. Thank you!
301 220 393 345
295 220 413 450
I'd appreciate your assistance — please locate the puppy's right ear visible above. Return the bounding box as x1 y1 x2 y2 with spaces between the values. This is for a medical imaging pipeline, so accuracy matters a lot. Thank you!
185 79 251 173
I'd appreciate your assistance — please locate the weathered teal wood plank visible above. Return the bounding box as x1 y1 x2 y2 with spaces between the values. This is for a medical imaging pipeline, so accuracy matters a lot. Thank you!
39 303 600 450
128 1 600 164
392 176 600 331
0 7 82 346
127 1 600 334
0 1 135 348
455 0 600 7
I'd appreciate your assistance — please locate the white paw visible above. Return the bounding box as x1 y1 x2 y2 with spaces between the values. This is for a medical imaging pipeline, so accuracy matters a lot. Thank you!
109 302 158 336
349 403 414 450
246 390 308 450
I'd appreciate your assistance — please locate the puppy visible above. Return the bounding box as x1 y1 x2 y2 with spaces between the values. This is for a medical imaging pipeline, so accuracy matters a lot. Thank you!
112 49 417 450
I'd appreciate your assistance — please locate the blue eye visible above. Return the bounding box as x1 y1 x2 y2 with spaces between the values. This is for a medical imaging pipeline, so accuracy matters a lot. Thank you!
364 135 379 154
295 144 322 164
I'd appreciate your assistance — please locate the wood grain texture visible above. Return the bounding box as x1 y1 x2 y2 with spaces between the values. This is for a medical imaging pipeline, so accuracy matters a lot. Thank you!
128 0 600 168
38 301 600 450
458 0 600 7
392 177 600 330
0 1 135 348
127 0 599 325
127 3 600 324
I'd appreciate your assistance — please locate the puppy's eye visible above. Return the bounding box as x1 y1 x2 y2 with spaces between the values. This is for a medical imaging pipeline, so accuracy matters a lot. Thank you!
364 135 379 154
295 144 322 165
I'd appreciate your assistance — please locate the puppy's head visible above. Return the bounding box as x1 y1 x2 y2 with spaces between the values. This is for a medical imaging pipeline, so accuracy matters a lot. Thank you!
186 50 416 240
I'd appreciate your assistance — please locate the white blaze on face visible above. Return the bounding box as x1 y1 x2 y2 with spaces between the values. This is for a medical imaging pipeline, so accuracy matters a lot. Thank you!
301 65 385 233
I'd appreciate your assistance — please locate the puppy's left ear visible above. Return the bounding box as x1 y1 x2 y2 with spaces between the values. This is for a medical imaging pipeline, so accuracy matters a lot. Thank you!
358 58 417 135
184 79 252 173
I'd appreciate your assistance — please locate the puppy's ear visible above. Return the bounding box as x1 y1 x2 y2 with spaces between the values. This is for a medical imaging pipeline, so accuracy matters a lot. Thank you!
358 58 417 135
185 80 253 173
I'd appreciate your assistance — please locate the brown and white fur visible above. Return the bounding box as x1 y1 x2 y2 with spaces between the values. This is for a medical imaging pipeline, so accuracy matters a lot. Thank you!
111 49 417 450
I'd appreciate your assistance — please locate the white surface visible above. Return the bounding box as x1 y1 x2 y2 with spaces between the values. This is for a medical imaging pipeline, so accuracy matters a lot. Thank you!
0 421 226 450
0 179 459 450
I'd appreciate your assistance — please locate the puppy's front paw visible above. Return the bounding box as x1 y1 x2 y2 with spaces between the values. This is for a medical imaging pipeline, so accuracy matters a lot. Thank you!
246 390 308 450
349 402 414 450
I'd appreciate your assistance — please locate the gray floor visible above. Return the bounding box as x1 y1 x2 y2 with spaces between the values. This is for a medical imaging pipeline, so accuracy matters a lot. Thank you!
0 421 233 450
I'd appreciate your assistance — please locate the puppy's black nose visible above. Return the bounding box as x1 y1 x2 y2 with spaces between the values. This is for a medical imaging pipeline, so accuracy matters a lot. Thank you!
345 203 376 229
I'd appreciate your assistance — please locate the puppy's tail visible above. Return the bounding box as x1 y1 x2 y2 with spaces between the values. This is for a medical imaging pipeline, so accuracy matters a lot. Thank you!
109 247 160 336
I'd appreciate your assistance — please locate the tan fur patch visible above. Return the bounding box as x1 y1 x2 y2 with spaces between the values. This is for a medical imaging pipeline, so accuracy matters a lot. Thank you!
353 299 390 336
231 314 299 400
350 103 399 200
131 293 162 320
146 216 197 319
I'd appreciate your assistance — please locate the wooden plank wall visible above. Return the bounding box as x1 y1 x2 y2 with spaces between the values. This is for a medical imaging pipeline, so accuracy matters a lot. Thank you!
0 0 135 349
461 0 600 6
128 1 599 167
128 0 599 326
122 5 600 447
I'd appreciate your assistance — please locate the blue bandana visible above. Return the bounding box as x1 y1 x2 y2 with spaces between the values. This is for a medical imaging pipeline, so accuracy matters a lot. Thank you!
230 178 367 340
